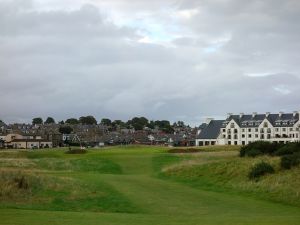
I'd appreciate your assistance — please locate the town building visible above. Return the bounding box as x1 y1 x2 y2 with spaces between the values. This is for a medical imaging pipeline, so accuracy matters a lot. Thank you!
196 111 300 146
4 134 53 149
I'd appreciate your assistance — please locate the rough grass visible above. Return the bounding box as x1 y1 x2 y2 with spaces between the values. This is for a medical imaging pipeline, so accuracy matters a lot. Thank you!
0 146 299 225
162 151 300 207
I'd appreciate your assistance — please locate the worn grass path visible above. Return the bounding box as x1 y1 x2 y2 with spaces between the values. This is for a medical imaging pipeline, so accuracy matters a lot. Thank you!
1 147 300 225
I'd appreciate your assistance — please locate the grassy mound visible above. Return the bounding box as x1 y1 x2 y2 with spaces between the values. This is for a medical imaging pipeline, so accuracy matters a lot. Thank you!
65 148 87 154
162 152 300 207
168 148 201 153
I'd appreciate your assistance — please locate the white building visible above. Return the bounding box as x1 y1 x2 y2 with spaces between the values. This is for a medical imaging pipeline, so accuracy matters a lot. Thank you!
196 111 300 146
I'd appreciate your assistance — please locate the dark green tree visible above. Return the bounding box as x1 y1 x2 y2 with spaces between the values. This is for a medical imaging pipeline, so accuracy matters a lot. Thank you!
147 120 155 129
154 120 174 133
45 117 55 124
100 118 112 126
65 118 79 125
79 116 97 125
59 126 73 134
32 117 43 125
127 117 149 130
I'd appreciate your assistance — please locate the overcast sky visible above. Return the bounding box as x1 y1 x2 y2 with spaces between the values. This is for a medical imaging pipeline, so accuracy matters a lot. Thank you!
0 0 299 125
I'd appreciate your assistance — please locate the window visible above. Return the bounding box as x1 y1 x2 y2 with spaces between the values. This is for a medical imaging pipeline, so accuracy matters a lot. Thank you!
242 129 245 132
242 141 245 145
275 128 279 132
290 128 293 131
234 141 238 145
248 134 252 138
255 128 258 132
255 134 258 138
242 134 245 138
263 122 268 128
228 141 231 145
248 128 251 132
230 123 234 128
283 128 286 132
222 129 226 132
234 129 238 133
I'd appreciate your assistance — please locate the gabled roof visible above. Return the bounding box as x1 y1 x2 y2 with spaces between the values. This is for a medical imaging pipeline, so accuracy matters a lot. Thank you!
222 113 299 128
197 120 224 139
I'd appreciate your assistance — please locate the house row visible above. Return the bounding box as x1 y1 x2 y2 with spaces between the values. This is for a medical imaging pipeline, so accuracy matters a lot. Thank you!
1 134 53 149
196 111 300 146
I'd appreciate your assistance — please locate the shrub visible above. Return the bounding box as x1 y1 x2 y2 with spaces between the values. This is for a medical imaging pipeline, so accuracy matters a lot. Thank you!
240 141 283 157
65 148 87 154
245 148 263 157
280 154 300 169
248 162 275 180
274 143 300 156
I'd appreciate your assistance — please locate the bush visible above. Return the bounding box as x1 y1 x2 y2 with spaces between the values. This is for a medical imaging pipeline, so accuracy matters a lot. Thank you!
280 154 300 169
245 148 263 157
240 141 283 157
274 143 300 156
248 162 275 180
65 148 87 154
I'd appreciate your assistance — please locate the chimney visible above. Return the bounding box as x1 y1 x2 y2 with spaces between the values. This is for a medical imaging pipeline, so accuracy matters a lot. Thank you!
279 111 284 118
252 112 257 118
240 113 244 118
205 118 214 124
293 111 297 117
266 112 270 117
227 113 233 119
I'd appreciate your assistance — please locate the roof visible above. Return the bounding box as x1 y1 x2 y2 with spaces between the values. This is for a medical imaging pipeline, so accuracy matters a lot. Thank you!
197 120 224 139
7 139 52 143
222 112 299 128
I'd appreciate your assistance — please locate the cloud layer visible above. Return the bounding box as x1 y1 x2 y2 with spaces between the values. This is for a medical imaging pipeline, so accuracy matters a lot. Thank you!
0 0 299 125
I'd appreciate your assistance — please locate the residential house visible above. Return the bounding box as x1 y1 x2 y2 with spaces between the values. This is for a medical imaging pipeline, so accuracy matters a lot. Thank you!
5 134 53 149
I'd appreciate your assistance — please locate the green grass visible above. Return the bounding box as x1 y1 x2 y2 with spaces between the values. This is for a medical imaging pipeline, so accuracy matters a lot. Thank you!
0 146 299 225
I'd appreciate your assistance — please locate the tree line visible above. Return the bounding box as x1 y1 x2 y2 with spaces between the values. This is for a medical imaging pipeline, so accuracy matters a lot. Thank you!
30 116 187 134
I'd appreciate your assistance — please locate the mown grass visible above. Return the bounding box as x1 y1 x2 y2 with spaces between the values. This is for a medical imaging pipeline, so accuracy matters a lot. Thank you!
0 146 299 225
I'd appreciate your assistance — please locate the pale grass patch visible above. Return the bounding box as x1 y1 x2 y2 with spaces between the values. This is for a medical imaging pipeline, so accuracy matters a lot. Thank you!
0 158 37 168
163 151 238 173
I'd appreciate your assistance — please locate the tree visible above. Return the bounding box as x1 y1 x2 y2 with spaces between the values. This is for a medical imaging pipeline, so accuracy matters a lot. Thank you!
154 120 174 133
147 120 155 129
65 118 79 125
59 120 65 125
112 120 125 127
127 117 149 130
177 121 185 127
32 117 43 125
79 116 97 125
45 117 55 124
59 126 73 134
100 118 112 126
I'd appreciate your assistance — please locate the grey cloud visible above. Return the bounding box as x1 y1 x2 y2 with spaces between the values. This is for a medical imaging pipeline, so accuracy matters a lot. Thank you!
0 0 299 125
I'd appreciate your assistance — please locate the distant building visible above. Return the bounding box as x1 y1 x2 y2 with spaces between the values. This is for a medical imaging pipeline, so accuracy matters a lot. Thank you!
4 134 53 149
196 111 300 146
